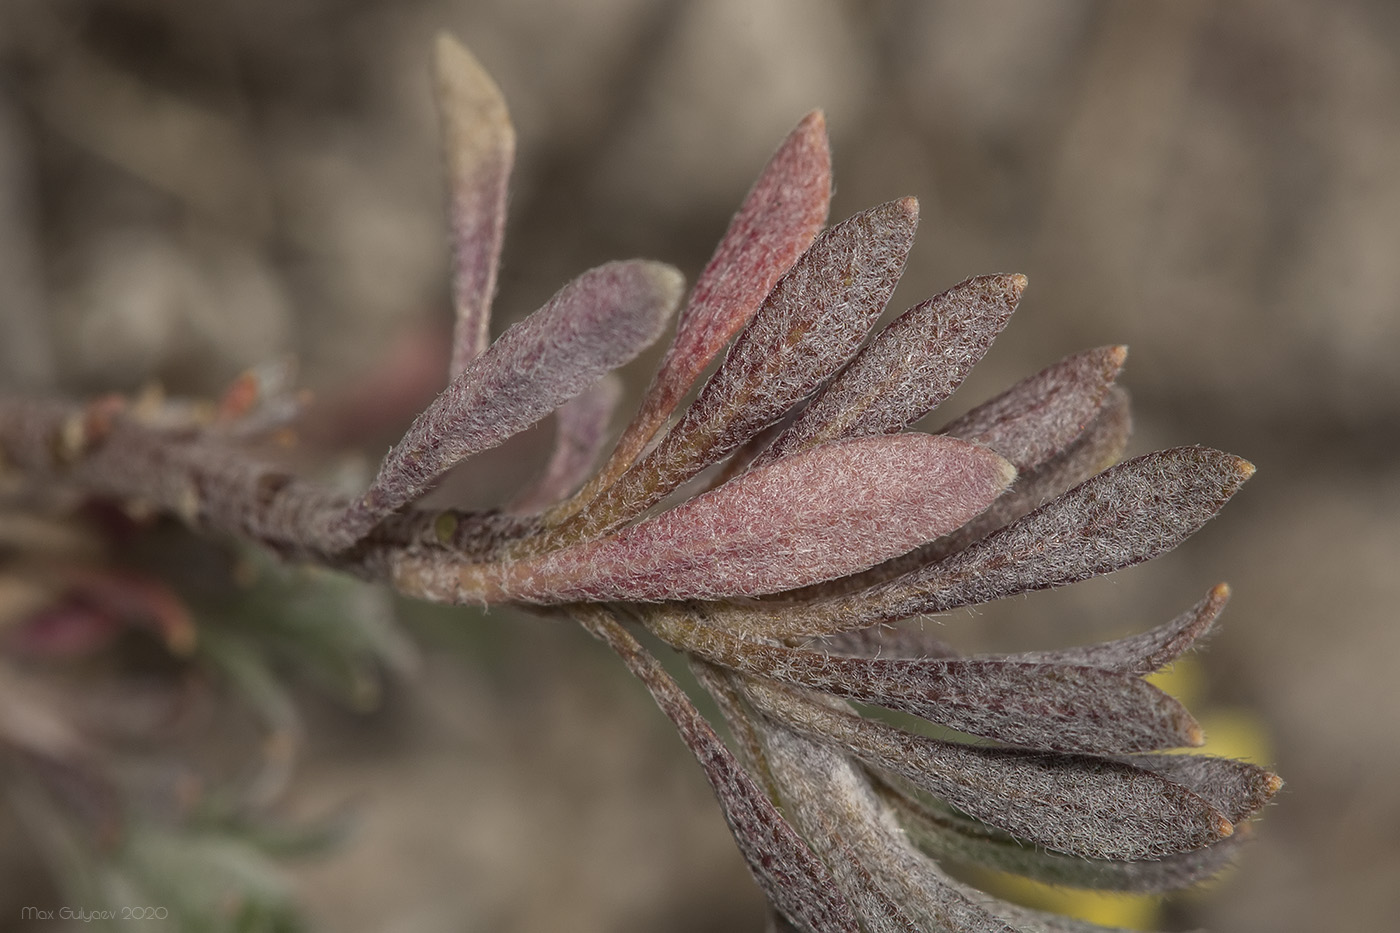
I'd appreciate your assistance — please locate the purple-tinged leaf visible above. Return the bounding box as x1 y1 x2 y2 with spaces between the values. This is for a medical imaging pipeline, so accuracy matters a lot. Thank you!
434 34 515 377
740 444 1250 637
748 385 1132 608
573 111 833 505
460 434 1013 603
882 774 1249 893
818 624 961 661
650 613 1202 753
507 375 621 514
849 446 1255 626
1006 583 1230 674
572 607 860 933
939 346 1128 470
754 274 1024 468
745 680 1232 861
334 260 682 548
1121 753 1282 824
690 660 777 792
538 198 921 552
760 726 1022 933
920 385 1134 561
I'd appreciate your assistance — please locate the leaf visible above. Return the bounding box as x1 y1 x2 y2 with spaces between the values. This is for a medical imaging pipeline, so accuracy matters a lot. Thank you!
939 345 1127 470
745 446 1252 636
739 384 1132 609
649 612 1202 753
760 726 1022 933
434 34 516 376
335 260 683 547
744 680 1233 861
818 577 1222 672
542 198 921 550
572 608 860 933
507 374 621 514
577 111 833 499
913 385 1134 563
1005 583 1230 674
879 775 1249 895
754 274 1024 467
458 434 1014 603
1120 753 1282 824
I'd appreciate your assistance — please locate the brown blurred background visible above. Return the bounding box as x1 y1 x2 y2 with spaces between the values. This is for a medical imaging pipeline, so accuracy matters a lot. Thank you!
1 0 1397 930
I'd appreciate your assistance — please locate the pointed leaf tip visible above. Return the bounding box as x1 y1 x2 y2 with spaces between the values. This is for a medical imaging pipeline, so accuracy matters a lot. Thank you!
940 344 1130 471
543 197 922 549
756 272 1025 465
570 108 834 503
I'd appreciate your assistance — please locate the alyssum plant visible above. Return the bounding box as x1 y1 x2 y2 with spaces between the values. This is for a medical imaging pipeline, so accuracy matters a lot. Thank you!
0 35 1277 932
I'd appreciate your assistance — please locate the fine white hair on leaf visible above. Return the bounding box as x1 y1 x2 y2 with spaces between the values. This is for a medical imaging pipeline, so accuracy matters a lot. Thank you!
434 33 515 377
336 259 683 547
458 433 1013 603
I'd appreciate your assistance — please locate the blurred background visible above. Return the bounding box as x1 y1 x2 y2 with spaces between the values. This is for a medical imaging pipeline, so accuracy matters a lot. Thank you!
1 0 1396 930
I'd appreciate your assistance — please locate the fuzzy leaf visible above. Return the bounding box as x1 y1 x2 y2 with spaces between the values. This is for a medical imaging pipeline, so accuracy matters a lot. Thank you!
1007 583 1230 674
915 386 1134 563
883 776 1248 894
580 111 833 498
755 274 1024 467
857 447 1255 624
818 625 961 661
939 346 1127 470
460 434 1013 603
573 608 860 933
542 198 920 550
1120 753 1282 824
741 385 1132 612
744 445 1250 636
434 34 515 376
507 375 621 514
760 727 1024 933
336 260 683 546
650 613 1202 753
745 680 1232 860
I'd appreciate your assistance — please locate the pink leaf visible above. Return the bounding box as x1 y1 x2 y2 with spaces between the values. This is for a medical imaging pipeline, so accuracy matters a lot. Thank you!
337 260 682 546
579 111 833 498
542 198 920 551
460 434 1013 603
727 444 1249 638
939 345 1127 470
755 274 1024 466
435 34 516 376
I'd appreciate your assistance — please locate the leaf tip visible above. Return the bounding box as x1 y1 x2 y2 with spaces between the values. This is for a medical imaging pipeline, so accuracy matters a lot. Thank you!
988 448 1018 488
648 261 688 306
1009 272 1028 294
433 29 462 62
1185 719 1207 748
896 195 919 224
1265 772 1285 795
433 31 492 96
1216 815 1237 838
798 108 827 135
1233 457 1257 482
